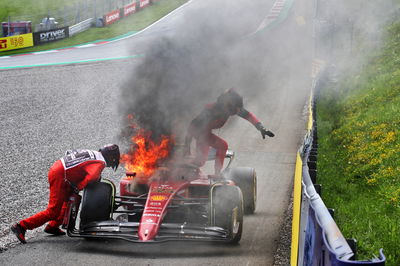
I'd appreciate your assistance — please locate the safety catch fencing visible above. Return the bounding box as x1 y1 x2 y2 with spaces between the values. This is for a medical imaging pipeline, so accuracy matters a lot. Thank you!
290 64 386 265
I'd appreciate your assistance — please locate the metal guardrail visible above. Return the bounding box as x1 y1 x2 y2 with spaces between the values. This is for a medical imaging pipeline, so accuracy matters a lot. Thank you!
291 64 386 265
69 18 94 36
299 130 354 262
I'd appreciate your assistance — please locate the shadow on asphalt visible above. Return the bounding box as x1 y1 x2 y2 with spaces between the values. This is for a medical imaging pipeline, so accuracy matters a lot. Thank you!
73 239 245 258
25 236 245 259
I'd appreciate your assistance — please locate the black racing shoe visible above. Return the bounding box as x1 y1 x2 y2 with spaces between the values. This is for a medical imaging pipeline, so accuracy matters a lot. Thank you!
11 223 26 244
44 225 66 236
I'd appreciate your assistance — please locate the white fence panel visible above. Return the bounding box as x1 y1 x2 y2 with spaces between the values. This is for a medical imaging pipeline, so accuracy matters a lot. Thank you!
69 18 94 36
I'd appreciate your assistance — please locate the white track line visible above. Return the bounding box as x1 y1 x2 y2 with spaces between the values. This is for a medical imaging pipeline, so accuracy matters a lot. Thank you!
32 50 57 55
77 44 96 48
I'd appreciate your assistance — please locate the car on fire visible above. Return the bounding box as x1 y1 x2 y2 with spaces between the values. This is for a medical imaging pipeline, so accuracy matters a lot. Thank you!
62 150 257 244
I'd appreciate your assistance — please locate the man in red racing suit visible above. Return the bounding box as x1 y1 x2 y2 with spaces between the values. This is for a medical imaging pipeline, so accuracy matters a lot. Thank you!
11 144 120 244
185 88 274 176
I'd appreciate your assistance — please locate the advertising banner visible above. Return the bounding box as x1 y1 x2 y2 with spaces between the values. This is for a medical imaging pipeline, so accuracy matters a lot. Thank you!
302 208 323 266
124 2 137 17
139 0 151 9
33 27 69 45
104 9 121 26
0 33 34 52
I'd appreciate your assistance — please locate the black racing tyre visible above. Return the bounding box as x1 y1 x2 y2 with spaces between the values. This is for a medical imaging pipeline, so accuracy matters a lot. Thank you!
225 167 257 214
210 185 243 244
80 181 114 226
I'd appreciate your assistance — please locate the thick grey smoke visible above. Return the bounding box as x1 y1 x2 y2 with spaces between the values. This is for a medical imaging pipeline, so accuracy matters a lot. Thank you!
118 0 271 146
117 0 398 148
315 0 399 74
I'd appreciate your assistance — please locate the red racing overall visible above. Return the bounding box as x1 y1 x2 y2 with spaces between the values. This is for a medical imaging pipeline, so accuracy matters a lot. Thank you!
186 103 260 174
19 150 105 231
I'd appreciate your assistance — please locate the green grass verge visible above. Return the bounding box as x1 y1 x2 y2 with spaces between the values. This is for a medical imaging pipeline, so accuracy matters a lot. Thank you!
316 22 400 266
0 0 80 23
0 0 188 56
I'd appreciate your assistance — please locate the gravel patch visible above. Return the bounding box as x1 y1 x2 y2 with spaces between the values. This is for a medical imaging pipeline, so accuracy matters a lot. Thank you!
0 61 133 251
273 192 293 266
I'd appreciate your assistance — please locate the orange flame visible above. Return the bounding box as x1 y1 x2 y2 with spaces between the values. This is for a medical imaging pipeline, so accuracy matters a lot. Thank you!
121 117 172 183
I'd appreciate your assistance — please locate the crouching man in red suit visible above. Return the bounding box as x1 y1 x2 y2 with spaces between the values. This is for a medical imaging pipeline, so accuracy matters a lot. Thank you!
11 144 120 244
185 88 275 176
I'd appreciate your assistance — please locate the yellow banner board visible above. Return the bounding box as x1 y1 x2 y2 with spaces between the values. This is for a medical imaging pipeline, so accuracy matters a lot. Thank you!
0 33 34 52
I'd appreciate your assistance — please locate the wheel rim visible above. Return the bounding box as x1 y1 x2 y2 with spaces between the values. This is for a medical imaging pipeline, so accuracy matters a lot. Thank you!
232 207 240 234
253 172 257 208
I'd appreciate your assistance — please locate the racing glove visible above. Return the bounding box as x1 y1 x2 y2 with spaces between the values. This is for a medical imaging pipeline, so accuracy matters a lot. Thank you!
255 122 275 139
71 184 80 194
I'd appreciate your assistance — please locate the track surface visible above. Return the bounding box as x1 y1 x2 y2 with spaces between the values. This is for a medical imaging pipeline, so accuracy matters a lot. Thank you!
0 1 188 69
0 0 314 265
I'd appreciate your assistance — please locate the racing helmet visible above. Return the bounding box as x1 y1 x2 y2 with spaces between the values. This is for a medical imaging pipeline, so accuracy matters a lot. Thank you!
217 88 243 115
99 144 120 171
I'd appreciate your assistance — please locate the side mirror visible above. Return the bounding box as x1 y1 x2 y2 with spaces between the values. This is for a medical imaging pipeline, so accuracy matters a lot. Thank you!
224 150 235 169
207 149 235 160
225 149 234 159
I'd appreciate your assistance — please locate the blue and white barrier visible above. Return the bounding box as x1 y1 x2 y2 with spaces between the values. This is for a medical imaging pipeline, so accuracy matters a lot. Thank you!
291 64 386 265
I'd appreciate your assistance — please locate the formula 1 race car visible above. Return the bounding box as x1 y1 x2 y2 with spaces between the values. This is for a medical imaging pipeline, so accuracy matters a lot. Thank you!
62 150 257 244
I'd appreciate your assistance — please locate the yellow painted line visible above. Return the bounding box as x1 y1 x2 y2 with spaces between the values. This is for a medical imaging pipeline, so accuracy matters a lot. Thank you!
308 92 313 131
290 152 303 265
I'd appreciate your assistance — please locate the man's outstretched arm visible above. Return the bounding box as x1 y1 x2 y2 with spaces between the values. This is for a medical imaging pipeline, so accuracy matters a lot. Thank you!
238 108 275 139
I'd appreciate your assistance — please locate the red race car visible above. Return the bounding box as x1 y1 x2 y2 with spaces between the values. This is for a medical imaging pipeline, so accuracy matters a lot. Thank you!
62 150 257 244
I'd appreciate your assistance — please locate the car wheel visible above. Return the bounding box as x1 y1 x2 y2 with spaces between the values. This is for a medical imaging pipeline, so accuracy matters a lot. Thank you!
65 194 81 233
210 185 243 244
225 167 257 214
80 181 114 226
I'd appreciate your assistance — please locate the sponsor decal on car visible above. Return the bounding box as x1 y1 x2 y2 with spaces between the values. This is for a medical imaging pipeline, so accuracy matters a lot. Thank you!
150 195 167 201
143 213 161 217
147 206 162 210
142 221 157 225
151 187 174 193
